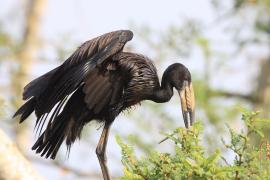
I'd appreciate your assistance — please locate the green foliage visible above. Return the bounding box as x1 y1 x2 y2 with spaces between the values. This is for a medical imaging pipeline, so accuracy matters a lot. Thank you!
117 110 270 179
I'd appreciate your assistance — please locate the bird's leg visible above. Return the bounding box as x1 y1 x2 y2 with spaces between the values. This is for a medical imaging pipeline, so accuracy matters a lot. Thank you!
96 121 112 180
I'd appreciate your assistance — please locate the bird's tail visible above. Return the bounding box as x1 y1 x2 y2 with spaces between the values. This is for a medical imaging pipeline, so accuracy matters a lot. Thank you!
32 113 69 159
31 112 84 159
32 88 92 159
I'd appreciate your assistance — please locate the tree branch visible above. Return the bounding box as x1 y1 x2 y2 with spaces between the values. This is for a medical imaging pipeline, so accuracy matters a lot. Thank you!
211 89 259 103
0 129 42 180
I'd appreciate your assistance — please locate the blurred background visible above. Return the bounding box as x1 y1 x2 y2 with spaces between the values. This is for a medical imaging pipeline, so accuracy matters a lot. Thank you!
0 0 269 179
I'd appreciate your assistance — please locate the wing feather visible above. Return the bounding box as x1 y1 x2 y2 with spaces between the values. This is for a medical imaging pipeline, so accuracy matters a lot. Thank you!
15 30 133 122
13 31 144 159
83 70 114 111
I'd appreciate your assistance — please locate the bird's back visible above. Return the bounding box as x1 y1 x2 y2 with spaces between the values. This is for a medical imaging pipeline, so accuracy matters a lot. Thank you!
116 52 160 107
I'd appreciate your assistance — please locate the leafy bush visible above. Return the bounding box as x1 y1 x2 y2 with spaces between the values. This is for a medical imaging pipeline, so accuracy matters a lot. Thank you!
116 110 270 180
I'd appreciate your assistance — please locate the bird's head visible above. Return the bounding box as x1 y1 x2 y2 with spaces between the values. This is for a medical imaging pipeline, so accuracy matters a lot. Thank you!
163 63 195 128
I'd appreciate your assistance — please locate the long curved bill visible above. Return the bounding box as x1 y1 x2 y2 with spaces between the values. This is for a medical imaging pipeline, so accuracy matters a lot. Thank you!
178 81 195 128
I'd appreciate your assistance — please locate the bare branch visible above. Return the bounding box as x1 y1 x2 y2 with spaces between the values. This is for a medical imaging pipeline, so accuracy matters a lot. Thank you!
211 90 259 103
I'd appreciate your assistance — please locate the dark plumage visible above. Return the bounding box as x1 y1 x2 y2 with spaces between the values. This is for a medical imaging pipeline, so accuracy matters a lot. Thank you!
13 30 195 180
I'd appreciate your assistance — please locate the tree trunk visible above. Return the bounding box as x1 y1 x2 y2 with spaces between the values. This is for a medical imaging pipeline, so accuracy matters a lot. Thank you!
0 129 42 180
256 57 270 117
12 0 46 108
11 0 47 150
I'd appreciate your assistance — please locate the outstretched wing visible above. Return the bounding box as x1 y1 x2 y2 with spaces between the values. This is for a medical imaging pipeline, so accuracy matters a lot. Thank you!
14 30 133 122
31 63 125 159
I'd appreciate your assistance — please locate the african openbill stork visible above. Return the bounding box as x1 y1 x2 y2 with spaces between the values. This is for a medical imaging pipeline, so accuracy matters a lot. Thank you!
13 30 195 180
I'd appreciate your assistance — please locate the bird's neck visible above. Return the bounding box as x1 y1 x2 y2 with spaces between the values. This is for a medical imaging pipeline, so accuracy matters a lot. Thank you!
151 73 173 103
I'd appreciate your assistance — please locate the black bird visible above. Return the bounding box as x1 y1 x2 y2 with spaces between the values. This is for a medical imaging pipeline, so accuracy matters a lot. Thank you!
13 30 195 180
